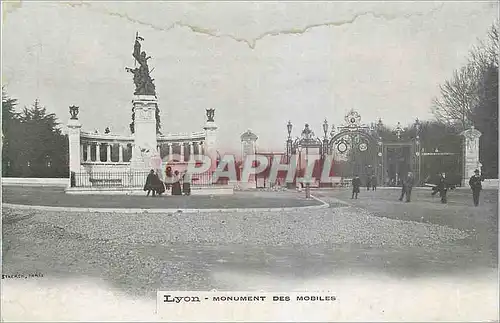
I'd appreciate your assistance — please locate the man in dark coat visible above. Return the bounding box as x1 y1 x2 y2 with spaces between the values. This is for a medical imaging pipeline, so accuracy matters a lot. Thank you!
351 175 361 199
399 172 414 202
436 173 449 204
143 169 156 197
469 169 484 207
366 176 371 191
182 172 192 196
371 175 377 191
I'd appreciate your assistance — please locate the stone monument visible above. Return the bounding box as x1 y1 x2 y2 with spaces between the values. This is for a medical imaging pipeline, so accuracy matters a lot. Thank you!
204 108 218 172
461 125 482 186
126 33 159 170
67 106 82 174
65 33 225 194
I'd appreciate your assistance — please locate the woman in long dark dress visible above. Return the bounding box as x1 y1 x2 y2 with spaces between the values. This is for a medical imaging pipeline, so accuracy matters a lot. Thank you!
153 170 165 196
172 170 182 196
165 166 173 194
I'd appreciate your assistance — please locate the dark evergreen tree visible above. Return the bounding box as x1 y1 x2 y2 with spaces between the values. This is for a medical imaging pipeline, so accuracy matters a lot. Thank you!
2 95 68 177
2 89 21 176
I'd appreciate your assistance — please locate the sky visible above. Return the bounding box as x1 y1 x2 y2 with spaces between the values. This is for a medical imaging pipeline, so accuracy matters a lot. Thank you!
2 1 498 153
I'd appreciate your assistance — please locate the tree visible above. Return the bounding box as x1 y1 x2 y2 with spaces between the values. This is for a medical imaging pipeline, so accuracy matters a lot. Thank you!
432 21 499 178
471 23 498 178
2 97 68 177
432 64 480 130
2 89 21 176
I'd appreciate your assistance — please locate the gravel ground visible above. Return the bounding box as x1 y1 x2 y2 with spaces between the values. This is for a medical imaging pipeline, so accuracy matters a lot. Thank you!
2 194 497 321
2 186 322 209
2 205 468 248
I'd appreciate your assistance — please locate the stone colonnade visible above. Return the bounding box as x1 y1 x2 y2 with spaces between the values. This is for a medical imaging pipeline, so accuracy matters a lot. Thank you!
157 141 205 162
79 140 206 163
81 142 127 163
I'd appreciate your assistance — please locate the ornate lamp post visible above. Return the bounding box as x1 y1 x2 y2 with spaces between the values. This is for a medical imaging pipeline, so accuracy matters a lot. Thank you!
394 122 403 140
286 121 293 163
329 124 336 155
297 144 303 188
322 119 329 160
377 118 384 131
301 123 312 199
414 118 422 185
285 121 295 189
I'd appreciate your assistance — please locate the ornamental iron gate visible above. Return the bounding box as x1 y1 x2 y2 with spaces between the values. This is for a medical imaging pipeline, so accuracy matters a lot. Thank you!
285 110 423 187
328 111 381 185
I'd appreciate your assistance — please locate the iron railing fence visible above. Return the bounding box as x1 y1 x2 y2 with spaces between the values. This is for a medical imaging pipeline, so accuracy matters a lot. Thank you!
71 171 227 188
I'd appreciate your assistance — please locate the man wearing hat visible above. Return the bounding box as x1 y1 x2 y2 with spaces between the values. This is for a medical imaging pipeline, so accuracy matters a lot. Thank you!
469 169 484 207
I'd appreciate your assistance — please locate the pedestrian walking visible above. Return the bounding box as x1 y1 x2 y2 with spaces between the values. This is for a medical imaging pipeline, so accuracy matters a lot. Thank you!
371 175 377 191
366 176 371 191
399 172 414 202
143 169 157 197
351 175 361 199
469 169 484 206
436 173 448 204
182 171 192 196
172 170 182 196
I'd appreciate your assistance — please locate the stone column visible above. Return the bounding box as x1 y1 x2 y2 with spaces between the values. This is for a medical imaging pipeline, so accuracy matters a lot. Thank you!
180 143 185 162
199 142 204 156
106 144 111 162
189 142 194 162
96 143 101 162
131 95 158 170
168 143 173 161
67 114 82 174
86 143 91 162
461 126 482 186
118 144 124 162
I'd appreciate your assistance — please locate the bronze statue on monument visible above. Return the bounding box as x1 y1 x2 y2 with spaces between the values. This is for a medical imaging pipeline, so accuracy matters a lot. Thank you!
125 32 156 96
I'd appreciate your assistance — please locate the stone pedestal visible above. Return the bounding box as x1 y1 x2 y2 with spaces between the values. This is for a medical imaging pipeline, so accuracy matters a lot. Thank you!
67 119 82 174
461 126 482 186
131 95 158 170
203 121 218 172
